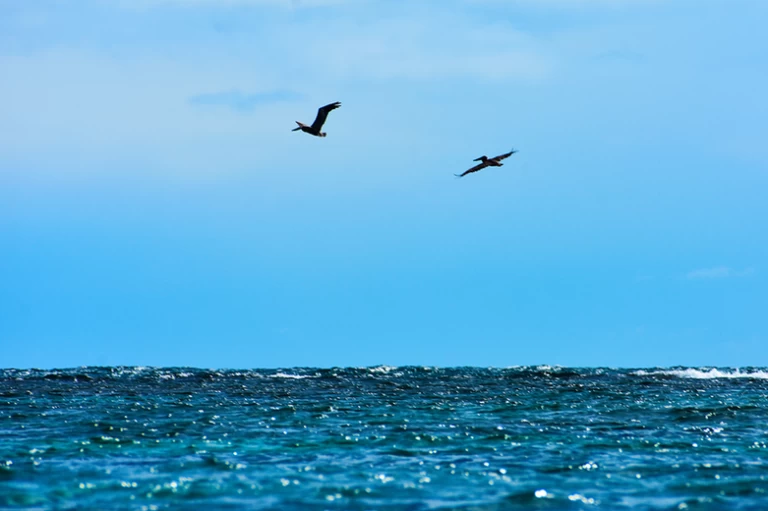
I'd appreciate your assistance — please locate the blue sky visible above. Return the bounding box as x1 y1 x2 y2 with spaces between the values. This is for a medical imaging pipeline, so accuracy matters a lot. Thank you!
1 0 766 369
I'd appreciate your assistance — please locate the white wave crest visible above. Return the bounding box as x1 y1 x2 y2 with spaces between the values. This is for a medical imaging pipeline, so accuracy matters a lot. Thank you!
271 372 312 379
634 368 768 379
367 365 398 374
157 372 194 380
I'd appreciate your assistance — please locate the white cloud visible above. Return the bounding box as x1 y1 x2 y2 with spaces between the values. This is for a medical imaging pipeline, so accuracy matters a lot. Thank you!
464 0 660 5
106 2 555 82
189 90 304 112
114 0 356 7
283 16 554 83
686 267 755 280
0 49 302 175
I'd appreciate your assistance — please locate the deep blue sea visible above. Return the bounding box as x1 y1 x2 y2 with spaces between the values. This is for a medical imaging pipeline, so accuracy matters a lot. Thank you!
1 366 767 510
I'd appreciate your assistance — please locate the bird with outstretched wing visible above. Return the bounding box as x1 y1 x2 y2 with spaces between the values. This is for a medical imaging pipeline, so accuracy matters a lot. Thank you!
455 149 517 178
292 102 342 137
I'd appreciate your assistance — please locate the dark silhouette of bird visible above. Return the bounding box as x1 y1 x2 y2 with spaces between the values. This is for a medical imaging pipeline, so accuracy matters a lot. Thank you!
292 102 341 137
455 149 517 178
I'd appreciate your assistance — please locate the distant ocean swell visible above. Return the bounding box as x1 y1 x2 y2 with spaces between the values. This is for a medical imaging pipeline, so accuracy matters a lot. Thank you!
4 365 768 381
1 366 767 510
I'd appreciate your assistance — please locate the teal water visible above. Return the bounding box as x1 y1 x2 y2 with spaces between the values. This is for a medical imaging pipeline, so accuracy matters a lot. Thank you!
1 366 767 510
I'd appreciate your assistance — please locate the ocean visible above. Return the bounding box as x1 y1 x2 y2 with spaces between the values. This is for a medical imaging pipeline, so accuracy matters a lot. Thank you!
1 366 767 510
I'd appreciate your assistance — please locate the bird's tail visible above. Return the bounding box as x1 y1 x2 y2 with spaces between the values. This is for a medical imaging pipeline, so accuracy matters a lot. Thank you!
473 156 488 162
291 127 301 131
292 121 305 132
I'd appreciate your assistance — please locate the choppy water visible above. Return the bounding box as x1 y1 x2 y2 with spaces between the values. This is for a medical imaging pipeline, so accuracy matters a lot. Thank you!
1 366 767 510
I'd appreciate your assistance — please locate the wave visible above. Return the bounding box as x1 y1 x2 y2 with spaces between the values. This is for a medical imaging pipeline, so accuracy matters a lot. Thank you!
271 372 314 379
366 365 399 374
634 368 768 379
4 366 768 382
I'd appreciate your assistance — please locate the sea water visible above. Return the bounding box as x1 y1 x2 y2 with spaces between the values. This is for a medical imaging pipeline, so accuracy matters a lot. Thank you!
1 366 767 510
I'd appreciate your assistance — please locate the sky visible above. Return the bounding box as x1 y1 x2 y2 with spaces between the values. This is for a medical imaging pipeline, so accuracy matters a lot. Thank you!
1 0 767 369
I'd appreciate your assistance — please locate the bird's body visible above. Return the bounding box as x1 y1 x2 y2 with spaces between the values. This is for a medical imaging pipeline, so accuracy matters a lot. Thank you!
455 150 517 177
292 102 341 137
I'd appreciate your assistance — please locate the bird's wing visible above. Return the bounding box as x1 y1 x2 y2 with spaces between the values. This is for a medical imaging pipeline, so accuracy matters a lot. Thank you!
311 102 342 131
455 162 487 178
491 149 517 162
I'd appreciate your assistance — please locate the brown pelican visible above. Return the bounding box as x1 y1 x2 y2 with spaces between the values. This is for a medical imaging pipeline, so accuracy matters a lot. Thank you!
292 102 341 137
455 149 517 178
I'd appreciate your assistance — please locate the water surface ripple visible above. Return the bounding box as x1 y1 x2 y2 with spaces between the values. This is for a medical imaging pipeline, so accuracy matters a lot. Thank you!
1 366 767 510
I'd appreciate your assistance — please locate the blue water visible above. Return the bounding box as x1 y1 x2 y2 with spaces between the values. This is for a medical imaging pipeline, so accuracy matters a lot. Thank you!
1 366 767 510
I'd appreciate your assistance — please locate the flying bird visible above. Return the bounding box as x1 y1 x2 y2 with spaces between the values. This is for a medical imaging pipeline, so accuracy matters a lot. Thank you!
455 149 518 178
292 102 341 137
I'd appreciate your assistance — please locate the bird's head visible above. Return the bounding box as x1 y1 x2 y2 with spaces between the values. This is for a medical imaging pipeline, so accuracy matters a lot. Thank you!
319 132 327 137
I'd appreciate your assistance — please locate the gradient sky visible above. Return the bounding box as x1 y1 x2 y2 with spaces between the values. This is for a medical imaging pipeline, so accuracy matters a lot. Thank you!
1 0 767 369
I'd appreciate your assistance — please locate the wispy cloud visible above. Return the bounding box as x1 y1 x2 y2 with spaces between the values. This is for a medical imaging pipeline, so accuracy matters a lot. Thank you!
188 90 304 112
118 0 355 8
296 18 554 83
686 266 755 280
463 0 661 6
593 50 645 63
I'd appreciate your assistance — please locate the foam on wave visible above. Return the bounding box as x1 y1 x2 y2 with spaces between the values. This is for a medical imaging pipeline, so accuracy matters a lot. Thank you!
634 368 768 379
271 372 313 379
367 365 398 374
